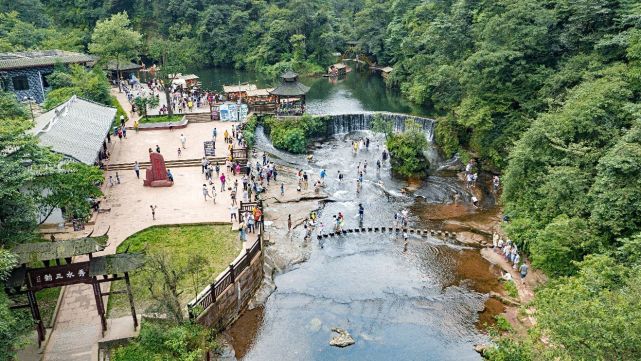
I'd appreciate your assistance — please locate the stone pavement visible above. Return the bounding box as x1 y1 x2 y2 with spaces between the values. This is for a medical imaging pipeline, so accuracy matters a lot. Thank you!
106 121 236 165
42 99 257 361
111 86 209 128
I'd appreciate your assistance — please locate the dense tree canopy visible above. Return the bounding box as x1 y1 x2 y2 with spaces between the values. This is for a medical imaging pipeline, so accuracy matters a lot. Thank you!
3 0 641 359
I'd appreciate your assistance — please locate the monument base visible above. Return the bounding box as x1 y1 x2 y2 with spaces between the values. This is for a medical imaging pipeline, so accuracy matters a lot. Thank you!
144 179 174 187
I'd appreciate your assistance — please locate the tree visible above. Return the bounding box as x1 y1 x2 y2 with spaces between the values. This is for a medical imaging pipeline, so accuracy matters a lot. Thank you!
0 250 33 361
536 255 641 360
38 162 104 224
133 95 159 120
386 121 429 178
143 251 189 322
147 37 199 117
44 65 111 109
89 12 142 91
0 108 59 244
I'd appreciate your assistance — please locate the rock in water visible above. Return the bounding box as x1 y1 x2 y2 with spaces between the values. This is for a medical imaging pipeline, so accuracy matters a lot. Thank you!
474 344 488 355
329 327 355 347
308 318 322 332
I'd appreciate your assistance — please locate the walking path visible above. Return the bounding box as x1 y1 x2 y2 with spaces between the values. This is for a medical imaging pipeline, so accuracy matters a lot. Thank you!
42 91 255 361
111 87 210 128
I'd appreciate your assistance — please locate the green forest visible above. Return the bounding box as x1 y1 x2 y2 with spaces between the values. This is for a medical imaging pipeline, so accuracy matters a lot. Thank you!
3 0 641 359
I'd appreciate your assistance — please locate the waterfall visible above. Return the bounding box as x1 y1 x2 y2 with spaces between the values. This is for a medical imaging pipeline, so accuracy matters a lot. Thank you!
323 112 436 142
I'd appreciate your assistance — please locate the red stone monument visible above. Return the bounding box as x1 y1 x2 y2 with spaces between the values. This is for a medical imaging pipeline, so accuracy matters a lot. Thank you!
143 152 174 187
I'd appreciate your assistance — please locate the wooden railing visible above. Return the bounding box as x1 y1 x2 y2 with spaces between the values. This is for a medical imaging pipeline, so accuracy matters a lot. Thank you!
187 228 263 319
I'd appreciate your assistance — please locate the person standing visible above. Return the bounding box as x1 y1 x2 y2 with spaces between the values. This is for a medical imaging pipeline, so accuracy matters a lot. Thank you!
519 262 528 283
134 161 140 179
180 134 187 149
229 205 238 222
220 173 226 191
150 205 157 220
280 182 285 196
201 157 208 174
212 127 217 141
202 184 211 201
120 114 125 127
358 203 364 222
288 214 292 231
134 119 139 133
156 145 161 153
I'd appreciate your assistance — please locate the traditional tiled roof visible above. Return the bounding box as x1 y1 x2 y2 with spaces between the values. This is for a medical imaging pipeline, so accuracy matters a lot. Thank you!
11 234 108 265
89 253 145 276
223 84 257 93
381 66 394 73
32 96 116 164
0 50 94 70
104 60 142 71
270 72 310 97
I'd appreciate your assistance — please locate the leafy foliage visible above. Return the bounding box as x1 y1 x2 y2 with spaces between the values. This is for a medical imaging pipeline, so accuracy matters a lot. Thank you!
386 122 429 178
89 12 142 80
111 321 216 361
263 115 325 154
43 65 111 109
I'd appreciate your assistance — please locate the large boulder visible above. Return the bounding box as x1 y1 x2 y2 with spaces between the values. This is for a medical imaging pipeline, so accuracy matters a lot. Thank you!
329 327 355 348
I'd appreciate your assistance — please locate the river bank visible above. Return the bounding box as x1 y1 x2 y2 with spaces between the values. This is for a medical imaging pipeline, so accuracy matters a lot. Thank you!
222 128 541 359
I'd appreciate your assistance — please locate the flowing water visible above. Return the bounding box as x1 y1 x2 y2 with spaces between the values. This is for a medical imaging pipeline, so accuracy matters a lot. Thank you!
192 67 504 360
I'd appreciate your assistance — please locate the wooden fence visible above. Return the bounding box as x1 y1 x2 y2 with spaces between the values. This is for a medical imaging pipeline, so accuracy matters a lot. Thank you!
187 229 263 319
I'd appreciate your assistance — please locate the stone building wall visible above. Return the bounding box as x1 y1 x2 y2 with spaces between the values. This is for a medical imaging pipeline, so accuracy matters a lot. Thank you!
3 66 54 104
195 250 264 330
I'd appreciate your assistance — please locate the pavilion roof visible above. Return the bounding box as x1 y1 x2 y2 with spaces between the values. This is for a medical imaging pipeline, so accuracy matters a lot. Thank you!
269 81 310 97
223 84 257 93
381 66 394 73
11 234 108 265
89 253 145 276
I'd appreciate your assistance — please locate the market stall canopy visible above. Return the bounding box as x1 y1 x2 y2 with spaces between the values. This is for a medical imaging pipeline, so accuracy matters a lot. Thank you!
245 88 274 97
31 95 116 165
269 71 310 97
11 233 109 265
223 84 258 93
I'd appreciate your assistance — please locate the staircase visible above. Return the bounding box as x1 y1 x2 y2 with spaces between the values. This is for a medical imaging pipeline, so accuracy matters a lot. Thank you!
105 156 248 171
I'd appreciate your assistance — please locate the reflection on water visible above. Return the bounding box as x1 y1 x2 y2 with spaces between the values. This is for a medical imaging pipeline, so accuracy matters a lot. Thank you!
230 132 501 360
187 67 431 116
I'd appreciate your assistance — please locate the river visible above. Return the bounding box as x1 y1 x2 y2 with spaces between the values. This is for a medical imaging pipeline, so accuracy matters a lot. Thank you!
188 65 431 116
190 68 503 360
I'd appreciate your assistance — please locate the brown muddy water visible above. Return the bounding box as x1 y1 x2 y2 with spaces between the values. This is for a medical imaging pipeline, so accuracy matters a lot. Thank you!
228 130 505 360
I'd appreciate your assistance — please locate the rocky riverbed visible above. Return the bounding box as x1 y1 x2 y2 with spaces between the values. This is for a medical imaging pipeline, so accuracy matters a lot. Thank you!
219 129 538 360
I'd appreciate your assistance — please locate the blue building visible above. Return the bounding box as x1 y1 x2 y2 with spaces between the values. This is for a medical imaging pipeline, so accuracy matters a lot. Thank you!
0 50 94 104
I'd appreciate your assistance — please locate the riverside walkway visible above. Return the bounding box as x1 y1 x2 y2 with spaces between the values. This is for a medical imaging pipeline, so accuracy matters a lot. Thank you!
41 89 257 361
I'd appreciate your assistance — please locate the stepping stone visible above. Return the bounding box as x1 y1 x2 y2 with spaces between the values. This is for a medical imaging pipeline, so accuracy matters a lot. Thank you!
355 228 361 232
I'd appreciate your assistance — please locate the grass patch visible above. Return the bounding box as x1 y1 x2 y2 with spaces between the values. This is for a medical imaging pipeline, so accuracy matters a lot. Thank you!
503 279 519 299
494 314 513 332
139 115 185 124
107 224 241 317
37 287 61 327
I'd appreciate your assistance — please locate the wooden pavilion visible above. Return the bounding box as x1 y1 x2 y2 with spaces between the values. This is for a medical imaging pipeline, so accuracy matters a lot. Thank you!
245 88 276 113
269 71 310 116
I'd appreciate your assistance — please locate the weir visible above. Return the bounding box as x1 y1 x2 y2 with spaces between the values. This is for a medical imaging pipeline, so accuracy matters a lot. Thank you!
276 111 436 142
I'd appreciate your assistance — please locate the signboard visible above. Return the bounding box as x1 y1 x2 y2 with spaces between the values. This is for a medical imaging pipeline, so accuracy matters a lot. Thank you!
27 261 91 290
219 103 248 122
204 141 216 156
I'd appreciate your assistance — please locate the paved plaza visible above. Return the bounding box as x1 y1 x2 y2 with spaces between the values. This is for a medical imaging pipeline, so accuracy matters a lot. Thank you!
42 91 257 361
107 121 233 165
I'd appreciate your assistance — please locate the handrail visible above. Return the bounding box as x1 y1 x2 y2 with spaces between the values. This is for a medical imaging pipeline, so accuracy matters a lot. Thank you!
187 228 263 319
